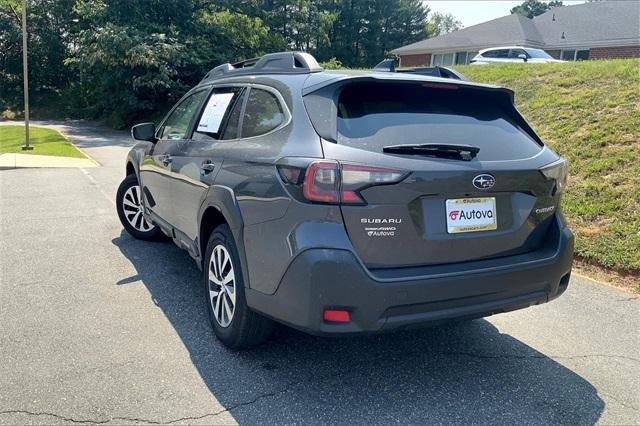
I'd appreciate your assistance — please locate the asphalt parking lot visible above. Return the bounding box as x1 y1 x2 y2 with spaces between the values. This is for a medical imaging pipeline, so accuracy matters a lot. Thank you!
0 121 638 425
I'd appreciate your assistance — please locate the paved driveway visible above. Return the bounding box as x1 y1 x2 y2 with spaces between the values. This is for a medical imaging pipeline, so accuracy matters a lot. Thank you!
1 121 638 425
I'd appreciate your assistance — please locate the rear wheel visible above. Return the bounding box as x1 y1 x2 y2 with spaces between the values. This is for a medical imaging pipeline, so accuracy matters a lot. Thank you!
204 224 274 349
116 174 162 240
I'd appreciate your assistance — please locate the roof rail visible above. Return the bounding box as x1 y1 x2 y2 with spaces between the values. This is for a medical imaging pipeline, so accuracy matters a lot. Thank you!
201 51 323 83
373 58 470 81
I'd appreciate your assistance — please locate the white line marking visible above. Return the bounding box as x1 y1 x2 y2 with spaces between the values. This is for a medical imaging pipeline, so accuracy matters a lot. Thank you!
80 168 115 207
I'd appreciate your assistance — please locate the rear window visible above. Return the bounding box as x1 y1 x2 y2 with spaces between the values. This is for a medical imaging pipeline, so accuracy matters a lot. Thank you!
336 82 541 161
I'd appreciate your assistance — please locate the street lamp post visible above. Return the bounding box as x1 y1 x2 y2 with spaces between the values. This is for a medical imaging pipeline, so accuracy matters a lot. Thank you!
21 0 33 151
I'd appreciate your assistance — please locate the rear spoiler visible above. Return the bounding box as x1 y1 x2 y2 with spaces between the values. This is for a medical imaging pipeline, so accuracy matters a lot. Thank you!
373 58 469 81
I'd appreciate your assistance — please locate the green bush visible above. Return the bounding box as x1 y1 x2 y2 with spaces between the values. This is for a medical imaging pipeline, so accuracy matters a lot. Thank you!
320 57 345 69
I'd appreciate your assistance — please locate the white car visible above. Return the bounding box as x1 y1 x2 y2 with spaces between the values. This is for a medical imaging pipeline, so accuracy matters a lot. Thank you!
470 47 565 64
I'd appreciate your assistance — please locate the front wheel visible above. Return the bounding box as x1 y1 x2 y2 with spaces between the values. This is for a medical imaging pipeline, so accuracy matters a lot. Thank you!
116 174 162 240
204 224 274 349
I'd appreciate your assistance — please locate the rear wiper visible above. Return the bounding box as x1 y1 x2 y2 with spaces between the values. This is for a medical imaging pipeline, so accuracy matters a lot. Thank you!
383 143 480 161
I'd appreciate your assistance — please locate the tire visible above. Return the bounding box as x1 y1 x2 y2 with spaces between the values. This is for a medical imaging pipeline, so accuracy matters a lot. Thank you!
116 174 163 240
204 224 274 349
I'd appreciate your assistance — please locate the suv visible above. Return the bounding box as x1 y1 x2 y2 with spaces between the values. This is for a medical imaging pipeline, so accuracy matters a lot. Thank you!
471 46 565 64
117 51 573 349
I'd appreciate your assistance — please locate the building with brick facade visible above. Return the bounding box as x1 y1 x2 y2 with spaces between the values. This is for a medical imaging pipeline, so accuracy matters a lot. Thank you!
391 1 640 66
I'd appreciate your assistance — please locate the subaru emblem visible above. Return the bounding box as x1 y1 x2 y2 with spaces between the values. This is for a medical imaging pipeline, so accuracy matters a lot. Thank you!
473 174 495 190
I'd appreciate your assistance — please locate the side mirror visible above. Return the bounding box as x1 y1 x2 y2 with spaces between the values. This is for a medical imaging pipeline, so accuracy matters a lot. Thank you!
517 53 528 62
132 122 157 142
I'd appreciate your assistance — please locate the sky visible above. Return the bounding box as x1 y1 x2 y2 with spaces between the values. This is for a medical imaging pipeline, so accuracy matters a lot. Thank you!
426 1 587 28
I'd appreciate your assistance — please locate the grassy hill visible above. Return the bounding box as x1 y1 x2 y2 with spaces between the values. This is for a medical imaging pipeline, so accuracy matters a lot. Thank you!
456 60 639 273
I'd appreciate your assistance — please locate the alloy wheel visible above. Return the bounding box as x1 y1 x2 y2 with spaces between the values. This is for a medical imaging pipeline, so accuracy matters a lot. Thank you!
122 185 153 232
208 244 236 327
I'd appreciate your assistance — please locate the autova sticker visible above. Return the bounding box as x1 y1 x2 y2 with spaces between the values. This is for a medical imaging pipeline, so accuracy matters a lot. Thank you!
361 218 402 237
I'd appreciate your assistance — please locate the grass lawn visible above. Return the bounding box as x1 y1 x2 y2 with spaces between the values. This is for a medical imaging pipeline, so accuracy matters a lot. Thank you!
456 59 640 273
0 125 86 158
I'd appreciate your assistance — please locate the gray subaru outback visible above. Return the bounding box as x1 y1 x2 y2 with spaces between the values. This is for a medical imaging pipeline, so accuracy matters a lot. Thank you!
116 51 573 349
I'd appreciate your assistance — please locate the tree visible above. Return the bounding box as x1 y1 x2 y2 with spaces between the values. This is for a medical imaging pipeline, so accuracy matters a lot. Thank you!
510 0 563 19
65 0 282 127
426 12 463 37
327 0 429 68
1 0 434 125
0 0 79 113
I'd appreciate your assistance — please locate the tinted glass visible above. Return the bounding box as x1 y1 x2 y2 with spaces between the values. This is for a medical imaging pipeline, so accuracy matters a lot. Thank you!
561 50 576 61
336 82 541 161
525 48 554 59
160 91 207 140
509 49 527 58
221 92 244 140
242 89 285 138
193 88 243 141
576 50 589 61
483 49 509 58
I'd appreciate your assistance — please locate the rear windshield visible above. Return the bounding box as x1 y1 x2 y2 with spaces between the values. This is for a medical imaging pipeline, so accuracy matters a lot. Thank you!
526 49 554 59
337 82 541 161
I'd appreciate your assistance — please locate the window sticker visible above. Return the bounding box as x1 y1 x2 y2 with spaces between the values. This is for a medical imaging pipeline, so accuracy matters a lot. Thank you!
197 93 235 134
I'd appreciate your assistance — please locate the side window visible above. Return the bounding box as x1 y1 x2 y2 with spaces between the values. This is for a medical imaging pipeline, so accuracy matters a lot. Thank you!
160 91 207 140
454 52 468 65
576 49 589 61
193 88 243 141
509 49 527 58
241 88 285 138
432 53 454 66
483 49 509 58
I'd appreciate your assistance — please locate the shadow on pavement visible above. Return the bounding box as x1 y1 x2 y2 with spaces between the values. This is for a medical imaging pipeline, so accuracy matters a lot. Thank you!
113 232 604 424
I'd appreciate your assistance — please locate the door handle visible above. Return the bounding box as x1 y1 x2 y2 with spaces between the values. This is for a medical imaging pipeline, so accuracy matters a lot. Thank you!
161 155 173 166
201 161 216 175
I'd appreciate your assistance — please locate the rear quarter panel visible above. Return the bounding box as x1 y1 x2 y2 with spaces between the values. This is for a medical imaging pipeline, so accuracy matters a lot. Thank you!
201 75 328 294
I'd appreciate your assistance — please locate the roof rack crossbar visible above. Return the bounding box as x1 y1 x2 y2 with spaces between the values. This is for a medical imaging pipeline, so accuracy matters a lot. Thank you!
231 57 261 69
201 51 323 83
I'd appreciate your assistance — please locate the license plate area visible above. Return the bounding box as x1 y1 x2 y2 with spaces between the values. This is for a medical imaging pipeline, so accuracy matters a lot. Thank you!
446 197 497 234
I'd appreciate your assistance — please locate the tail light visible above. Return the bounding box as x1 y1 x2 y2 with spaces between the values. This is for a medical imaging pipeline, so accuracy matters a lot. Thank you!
541 158 569 194
277 159 407 205
340 164 407 204
303 161 340 203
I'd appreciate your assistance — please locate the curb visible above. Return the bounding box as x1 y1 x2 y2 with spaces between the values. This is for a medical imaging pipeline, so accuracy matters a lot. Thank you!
0 153 99 169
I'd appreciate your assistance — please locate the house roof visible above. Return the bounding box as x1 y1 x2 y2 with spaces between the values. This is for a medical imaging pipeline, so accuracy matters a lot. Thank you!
392 14 543 54
391 1 640 55
534 1 640 48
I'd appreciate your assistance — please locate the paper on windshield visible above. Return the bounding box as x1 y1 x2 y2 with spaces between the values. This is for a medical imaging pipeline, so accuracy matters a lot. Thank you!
197 93 235 134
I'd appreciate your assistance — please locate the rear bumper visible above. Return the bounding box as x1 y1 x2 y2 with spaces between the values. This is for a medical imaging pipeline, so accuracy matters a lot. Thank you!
246 216 574 335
